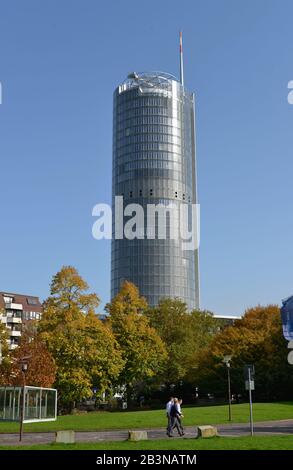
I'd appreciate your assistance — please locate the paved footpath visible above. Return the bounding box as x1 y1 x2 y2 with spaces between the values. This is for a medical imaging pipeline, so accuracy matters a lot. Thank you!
1 419 293 446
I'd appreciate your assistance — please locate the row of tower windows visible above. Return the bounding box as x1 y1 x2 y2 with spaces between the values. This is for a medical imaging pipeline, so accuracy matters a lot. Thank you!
116 96 169 107
116 108 171 119
120 190 191 203
116 171 192 185
115 115 183 129
117 124 182 138
115 142 182 155
115 133 181 146
115 153 193 168
115 151 183 162
119 160 182 172
115 107 187 122
115 147 185 160
117 102 169 113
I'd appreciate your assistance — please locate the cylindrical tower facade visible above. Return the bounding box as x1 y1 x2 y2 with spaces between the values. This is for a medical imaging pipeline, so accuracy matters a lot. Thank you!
111 72 199 310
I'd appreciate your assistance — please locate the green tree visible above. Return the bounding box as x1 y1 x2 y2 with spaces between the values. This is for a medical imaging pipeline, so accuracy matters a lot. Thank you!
146 298 220 385
184 309 223 382
39 266 124 410
106 281 167 402
196 305 293 400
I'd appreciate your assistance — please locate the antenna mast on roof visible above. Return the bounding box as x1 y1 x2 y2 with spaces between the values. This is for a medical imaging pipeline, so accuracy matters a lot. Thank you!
179 31 184 87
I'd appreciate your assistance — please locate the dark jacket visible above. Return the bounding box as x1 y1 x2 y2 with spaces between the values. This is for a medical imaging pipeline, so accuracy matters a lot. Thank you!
170 404 180 418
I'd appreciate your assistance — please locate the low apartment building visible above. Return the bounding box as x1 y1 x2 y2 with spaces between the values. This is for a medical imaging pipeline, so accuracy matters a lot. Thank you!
0 292 42 349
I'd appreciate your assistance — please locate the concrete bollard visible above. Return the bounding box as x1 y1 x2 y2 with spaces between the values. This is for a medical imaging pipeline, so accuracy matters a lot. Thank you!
128 430 148 441
196 425 218 438
55 430 75 444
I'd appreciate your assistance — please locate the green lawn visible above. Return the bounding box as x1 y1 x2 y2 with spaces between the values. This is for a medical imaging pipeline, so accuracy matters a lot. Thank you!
0 402 292 433
1 435 293 450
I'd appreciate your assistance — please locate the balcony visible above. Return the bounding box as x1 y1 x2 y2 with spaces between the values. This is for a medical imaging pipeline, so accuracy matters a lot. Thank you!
5 303 23 311
6 317 22 324
10 330 21 337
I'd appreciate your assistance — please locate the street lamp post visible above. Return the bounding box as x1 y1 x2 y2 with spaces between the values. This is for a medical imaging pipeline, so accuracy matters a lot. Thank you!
19 362 28 442
223 355 232 422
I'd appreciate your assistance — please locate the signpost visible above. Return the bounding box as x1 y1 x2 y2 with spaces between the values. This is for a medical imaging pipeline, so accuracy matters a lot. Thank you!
244 364 255 436
223 356 232 421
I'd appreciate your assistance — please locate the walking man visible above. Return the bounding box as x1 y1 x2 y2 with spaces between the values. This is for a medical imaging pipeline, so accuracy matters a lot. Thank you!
177 398 185 436
168 398 184 437
166 396 174 436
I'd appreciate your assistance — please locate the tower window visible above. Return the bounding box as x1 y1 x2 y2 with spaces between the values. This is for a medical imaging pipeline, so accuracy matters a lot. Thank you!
139 189 142 196
175 191 178 198
150 189 153 196
130 191 133 198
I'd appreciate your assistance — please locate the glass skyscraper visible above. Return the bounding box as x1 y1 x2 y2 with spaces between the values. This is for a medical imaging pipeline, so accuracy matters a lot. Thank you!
111 71 199 310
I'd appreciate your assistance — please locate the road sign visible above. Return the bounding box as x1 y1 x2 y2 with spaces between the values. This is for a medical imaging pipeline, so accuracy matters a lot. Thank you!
245 380 255 391
244 364 255 381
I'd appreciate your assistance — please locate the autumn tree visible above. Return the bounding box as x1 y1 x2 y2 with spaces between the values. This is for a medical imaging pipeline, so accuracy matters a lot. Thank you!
195 305 293 400
146 299 221 386
9 326 56 387
39 266 124 410
0 318 56 387
106 281 167 401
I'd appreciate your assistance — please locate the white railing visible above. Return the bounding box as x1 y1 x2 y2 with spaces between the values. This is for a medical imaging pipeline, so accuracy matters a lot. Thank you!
5 303 23 311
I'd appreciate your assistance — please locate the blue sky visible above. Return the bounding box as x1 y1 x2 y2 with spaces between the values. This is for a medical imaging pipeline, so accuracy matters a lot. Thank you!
0 0 292 316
